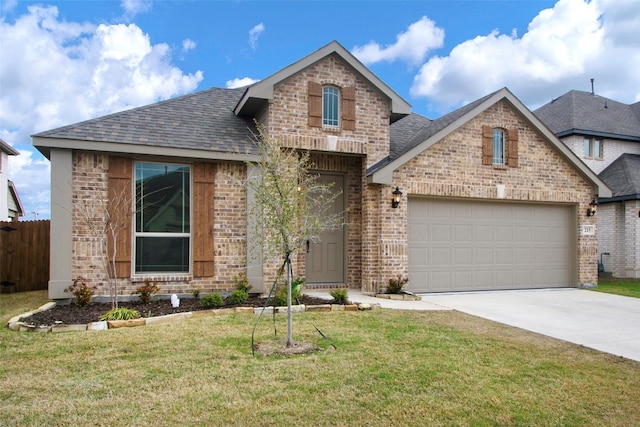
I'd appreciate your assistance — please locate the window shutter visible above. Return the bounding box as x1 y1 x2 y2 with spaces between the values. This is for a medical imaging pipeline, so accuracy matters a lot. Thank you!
192 162 215 277
108 156 132 278
308 81 322 128
507 128 519 167
482 125 493 165
342 86 356 131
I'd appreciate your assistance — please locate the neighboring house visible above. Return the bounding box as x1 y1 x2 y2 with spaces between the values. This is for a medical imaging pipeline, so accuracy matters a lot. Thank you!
7 180 25 221
535 91 640 278
33 41 610 300
0 138 21 222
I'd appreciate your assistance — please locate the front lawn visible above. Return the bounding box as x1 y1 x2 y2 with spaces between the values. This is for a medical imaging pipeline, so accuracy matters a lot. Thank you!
593 277 640 298
1 291 639 426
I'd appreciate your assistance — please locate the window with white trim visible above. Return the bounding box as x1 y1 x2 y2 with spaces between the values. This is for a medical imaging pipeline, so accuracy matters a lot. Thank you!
135 162 190 274
583 138 603 159
322 86 340 127
493 129 505 165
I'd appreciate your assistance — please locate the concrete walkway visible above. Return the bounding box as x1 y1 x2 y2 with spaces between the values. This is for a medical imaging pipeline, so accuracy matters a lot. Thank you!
307 288 640 362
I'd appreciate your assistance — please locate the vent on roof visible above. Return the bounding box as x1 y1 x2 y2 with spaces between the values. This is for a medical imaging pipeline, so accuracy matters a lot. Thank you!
590 78 595 96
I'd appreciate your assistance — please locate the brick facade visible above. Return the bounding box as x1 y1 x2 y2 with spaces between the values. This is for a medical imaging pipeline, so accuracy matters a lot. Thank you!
66 57 603 298
599 201 640 278
71 153 248 297
364 101 598 291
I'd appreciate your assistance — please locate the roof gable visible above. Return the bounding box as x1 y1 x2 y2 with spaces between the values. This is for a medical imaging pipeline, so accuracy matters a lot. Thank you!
0 138 19 156
233 40 411 122
368 87 611 198
534 90 640 142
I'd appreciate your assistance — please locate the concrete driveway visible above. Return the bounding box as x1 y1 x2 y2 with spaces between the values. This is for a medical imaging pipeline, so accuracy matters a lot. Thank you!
419 288 640 362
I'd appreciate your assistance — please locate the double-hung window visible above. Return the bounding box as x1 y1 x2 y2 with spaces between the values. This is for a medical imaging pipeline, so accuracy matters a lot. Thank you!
493 129 505 165
583 138 603 159
322 86 340 127
135 162 191 274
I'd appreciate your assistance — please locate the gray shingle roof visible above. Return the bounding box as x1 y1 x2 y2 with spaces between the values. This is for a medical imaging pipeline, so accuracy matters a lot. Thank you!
534 90 640 141
598 153 640 200
33 87 258 155
370 90 499 173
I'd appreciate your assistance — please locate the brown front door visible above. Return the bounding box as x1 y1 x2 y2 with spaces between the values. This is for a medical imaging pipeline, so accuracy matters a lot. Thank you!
306 174 345 284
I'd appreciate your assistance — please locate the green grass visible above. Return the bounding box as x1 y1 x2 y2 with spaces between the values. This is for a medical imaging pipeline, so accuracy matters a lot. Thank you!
1 291 639 426
593 277 640 298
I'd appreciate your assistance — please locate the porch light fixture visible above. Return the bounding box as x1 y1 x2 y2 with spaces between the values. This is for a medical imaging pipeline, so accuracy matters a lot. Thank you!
587 199 598 217
391 187 403 209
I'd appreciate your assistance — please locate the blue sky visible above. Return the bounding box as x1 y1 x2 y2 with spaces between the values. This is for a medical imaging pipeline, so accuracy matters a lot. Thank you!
1 0 639 219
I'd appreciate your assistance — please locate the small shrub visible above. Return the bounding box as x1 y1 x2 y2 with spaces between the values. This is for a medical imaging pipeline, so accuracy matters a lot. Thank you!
274 283 302 306
229 289 249 305
387 275 409 294
330 289 349 305
133 279 159 304
233 272 252 293
100 307 141 321
64 276 95 307
191 287 201 299
200 292 224 308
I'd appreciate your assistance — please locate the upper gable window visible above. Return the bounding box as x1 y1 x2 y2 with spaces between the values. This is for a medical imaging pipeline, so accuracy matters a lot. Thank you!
493 129 505 165
322 86 340 127
308 81 356 131
583 138 603 159
482 125 518 168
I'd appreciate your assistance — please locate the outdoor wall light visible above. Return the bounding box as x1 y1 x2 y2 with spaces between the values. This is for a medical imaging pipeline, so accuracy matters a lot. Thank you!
391 187 403 209
587 199 598 217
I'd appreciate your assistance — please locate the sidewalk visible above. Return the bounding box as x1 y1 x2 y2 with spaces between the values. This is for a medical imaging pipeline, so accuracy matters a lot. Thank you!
305 290 451 311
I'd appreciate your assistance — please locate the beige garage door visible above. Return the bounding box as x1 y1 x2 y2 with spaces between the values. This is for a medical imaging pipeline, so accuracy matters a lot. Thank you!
408 198 575 293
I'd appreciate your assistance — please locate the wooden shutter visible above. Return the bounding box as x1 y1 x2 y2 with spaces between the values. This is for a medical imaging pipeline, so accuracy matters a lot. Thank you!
192 162 215 277
342 86 356 131
108 156 132 278
308 81 322 128
482 125 493 165
507 128 519 167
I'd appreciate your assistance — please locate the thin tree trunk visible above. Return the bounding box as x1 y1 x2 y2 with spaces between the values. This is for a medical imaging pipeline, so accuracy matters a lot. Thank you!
286 252 293 347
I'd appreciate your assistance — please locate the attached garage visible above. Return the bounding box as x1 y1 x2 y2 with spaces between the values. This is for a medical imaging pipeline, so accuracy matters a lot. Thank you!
408 198 576 293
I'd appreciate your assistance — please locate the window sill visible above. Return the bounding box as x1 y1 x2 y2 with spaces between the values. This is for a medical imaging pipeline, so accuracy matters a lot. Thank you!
492 164 508 170
322 125 341 133
131 275 192 283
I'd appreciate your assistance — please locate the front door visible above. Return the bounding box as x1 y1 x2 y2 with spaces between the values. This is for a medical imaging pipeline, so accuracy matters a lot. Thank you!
306 174 345 284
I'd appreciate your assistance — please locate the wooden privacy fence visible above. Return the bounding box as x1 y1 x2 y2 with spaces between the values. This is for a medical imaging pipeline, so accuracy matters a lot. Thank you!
0 220 50 293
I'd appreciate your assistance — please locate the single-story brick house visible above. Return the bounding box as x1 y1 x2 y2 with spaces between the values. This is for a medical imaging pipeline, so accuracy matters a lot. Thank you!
33 41 610 300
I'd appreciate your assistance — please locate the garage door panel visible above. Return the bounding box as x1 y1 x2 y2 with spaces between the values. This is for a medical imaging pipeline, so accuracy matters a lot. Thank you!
408 198 574 292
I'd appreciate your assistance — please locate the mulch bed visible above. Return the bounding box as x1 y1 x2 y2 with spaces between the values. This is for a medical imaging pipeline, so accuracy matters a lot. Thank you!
20 295 334 327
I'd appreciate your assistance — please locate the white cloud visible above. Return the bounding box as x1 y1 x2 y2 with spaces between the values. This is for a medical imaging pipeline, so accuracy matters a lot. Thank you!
410 0 640 113
226 77 260 89
249 23 265 50
0 5 203 219
182 38 196 53
120 0 152 21
352 16 444 66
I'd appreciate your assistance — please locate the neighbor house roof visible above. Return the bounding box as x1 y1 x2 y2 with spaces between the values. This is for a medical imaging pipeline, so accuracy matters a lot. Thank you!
534 90 640 142
0 138 19 156
368 87 612 198
234 40 412 123
598 153 640 202
33 87 259 161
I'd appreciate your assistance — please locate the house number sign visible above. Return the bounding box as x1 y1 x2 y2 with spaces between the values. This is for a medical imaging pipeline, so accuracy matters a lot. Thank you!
582 225 595 236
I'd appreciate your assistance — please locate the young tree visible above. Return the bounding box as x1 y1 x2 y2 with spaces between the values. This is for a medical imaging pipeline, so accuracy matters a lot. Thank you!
77 183 133 309
247 124 343 347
